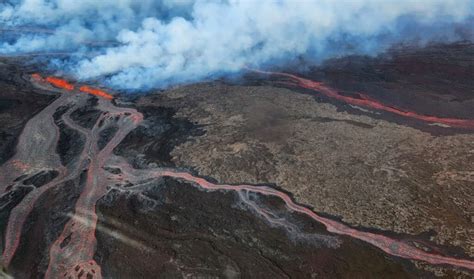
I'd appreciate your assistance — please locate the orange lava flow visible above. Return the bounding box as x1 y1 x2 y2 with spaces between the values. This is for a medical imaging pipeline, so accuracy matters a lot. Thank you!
31 73 43 82
253 70 474 129
2 73 473 277
45 76 74 91
79 86 113 100
30 74 114 100
158 170 474 271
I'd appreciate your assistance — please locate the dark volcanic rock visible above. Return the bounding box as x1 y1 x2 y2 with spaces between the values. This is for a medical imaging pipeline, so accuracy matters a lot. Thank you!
56 122 85 166
53 106 86 166
98 126 118 150
1 44 473 278
70 97 102 129
22 170 59 188
0 59 56 164
146 43 474 262
0 186 33 252
303 42 474 134
114 106 204 168
9 171 87 278
94 177 427 278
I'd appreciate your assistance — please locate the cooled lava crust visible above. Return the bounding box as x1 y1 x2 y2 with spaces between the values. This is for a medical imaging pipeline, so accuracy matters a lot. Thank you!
0 43 473 278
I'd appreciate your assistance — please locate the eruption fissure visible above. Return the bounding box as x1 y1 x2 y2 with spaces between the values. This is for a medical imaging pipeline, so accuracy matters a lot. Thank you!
79 86 113 101
0 75 473 278
45 76 74 91
32 74 114 100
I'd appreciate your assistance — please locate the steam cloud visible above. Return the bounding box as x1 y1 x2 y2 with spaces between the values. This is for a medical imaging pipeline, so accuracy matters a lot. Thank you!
1 0 473 90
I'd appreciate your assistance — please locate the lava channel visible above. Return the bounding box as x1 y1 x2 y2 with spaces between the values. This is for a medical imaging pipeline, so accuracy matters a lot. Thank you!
45 76 75 91
79 86 114 100
253 70 474 129
0 74 472 279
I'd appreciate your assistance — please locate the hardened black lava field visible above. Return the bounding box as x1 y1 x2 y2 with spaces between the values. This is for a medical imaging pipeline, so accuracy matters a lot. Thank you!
0 43 473 278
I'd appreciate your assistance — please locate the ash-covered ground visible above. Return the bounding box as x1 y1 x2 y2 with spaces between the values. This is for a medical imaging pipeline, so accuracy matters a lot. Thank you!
0 42 473 278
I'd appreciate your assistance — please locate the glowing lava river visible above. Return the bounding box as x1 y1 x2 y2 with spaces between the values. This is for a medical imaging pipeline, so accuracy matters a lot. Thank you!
253 69 474 129
0 73 473 278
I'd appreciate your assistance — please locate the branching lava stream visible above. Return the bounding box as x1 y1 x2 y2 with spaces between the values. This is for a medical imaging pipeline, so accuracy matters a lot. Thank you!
0 74 473 278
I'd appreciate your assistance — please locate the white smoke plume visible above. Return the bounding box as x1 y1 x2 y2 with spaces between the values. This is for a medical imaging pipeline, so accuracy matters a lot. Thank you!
1 0 473 90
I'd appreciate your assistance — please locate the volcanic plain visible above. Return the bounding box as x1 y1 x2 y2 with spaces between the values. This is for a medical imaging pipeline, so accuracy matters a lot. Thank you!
0 42 473 278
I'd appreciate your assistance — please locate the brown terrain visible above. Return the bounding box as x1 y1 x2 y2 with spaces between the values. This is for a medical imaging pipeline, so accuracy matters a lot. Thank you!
132 43 474 257
0 42 473 278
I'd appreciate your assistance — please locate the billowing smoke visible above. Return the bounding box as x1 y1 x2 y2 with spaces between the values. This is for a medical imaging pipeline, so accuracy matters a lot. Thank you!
1 0 473 90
